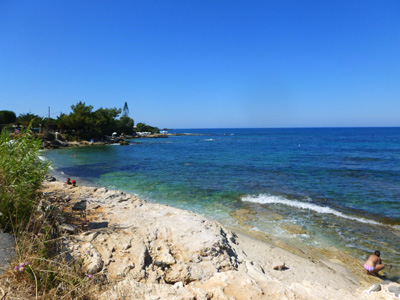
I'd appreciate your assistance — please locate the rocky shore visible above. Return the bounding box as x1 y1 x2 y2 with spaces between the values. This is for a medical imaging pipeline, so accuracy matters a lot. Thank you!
42 134 168 149
36 181 399 299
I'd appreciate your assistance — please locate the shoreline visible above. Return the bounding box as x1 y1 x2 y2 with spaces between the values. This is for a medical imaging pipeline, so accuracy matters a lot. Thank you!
41 134 169 149
38 180 399 299
46 163 400 283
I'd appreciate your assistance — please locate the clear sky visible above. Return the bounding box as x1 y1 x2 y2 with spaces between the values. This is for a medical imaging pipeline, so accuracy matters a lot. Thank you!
1 1 399 128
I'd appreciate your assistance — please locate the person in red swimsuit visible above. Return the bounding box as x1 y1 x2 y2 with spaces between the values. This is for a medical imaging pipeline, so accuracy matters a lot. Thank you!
364 250 385 276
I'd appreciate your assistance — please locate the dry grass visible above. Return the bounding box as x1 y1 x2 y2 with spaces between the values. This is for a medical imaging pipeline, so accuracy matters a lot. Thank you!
0 199 95 300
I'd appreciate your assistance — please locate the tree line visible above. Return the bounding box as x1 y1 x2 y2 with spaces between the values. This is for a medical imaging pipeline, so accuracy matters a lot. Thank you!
0 101 159 140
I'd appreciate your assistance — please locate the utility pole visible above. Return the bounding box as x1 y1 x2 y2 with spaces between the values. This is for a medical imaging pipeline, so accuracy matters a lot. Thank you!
48 107 50 119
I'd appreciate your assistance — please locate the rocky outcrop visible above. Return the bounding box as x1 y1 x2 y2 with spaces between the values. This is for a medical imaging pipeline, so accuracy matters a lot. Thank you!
65 203 241 283
40 181 399 300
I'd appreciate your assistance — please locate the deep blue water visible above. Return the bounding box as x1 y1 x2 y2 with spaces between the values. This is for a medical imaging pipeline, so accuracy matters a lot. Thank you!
43 127 400 279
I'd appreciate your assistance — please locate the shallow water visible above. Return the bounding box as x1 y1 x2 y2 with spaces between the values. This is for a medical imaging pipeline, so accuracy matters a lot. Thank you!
43 127 400 281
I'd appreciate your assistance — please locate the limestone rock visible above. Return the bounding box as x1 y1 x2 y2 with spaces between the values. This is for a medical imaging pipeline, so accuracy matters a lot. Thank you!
59 224 78 234
84 232 99 242
281 224 307 235
82 243 104 274
40 181 370 300
388 285 400 294
369 283 381 292
45 175 57 182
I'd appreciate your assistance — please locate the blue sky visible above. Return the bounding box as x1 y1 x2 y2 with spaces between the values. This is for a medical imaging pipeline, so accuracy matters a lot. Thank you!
1 1 399 128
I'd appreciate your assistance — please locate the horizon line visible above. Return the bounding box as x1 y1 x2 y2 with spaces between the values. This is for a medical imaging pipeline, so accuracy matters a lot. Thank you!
164 126 400 130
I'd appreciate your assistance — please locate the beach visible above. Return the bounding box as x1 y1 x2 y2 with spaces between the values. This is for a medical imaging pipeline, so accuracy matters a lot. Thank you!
39 180 399 299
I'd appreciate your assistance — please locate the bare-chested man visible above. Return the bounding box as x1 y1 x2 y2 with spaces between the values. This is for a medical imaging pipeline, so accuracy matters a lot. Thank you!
364 250 385 276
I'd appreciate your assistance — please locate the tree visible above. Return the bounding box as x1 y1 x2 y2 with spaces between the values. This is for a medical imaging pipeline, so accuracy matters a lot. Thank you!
56 113 69 133
122 102 129 117
40 117 57 130
93 107 121 136
67 102 94 132
0 110 16 125
16 113 41 127
118 116 134 135
136 122 159 134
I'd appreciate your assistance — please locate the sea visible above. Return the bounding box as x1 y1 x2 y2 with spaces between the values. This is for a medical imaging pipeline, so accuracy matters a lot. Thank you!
43 127 400 280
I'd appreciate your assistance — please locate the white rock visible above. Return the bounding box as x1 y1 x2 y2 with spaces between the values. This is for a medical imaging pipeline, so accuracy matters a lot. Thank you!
59 224 77 233
82 243 104 274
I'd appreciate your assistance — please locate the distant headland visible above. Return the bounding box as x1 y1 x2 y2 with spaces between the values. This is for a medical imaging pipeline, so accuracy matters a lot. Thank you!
0 101 168 148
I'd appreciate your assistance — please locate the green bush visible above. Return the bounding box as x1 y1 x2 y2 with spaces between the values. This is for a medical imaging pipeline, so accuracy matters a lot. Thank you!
135 122 160 134
0 126 49 232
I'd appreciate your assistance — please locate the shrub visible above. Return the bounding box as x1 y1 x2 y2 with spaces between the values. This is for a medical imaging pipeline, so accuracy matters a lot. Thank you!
0 126 49 232
0 126 93 299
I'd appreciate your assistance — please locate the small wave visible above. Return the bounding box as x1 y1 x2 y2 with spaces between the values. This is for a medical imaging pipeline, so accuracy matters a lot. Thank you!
181 133 205 136
299 234 310 238
242 194 383 226
250 226 261 232
203 139 215 141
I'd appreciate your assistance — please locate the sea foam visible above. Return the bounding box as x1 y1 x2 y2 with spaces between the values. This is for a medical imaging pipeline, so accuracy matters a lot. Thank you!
242 194 383 226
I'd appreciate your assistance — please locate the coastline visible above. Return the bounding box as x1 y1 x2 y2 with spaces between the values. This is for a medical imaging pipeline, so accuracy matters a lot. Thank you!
38 180 398 299
41 134 168 149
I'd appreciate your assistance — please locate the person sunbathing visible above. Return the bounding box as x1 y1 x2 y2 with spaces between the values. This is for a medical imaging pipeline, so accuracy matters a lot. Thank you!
364 250 385 276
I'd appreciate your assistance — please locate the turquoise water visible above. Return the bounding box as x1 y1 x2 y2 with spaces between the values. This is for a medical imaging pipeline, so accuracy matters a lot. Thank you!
43 127 400 279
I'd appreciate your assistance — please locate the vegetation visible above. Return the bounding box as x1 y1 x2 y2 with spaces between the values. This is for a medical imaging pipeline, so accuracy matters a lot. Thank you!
136 122 160 134
122 101 129 117
0 101 160 298
0 126 49 232
0 110 16 126
56 101 142 138
118 115 135 135
2 101 161 141
16 113 41 128
0 126 92 299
